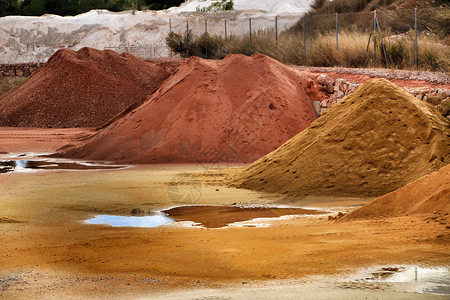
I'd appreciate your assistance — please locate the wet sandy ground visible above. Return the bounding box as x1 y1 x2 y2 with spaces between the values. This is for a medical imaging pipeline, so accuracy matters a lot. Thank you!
0 128 448 298
0 161 449 299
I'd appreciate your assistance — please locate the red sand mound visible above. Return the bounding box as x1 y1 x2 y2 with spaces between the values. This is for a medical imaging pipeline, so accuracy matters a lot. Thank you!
231 79 450 197
60 53 322 163
0 47 173 128
346 164 450 218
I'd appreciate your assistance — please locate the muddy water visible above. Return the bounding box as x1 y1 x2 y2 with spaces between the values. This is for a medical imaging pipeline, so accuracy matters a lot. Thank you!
86 206 324 229
0 160 124 173
162 205 323 228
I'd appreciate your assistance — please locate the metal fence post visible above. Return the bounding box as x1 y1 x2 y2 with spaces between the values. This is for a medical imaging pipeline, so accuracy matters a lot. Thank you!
275 16 278 51
168 19 172 57
373 10 377 67
336 13 338 52
186 20 189 41
205 19 208 59
249 17 252 56
415 8 418 69
375 16 388 68
303 16 306 64
225 19 228 54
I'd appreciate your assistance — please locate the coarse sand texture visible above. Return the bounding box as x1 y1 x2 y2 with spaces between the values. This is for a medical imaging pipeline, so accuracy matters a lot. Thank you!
61 53 322 163
345 164 450 219
0 47 174 127
231 79 450 197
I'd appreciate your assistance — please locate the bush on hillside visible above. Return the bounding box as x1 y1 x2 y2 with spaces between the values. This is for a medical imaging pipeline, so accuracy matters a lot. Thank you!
166 31 226 59
196 0 234 12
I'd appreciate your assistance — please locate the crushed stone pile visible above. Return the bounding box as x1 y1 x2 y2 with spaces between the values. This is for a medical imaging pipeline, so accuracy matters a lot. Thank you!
231 79 450 197
345 164 450 219
0 47 174 128
60 53 323 163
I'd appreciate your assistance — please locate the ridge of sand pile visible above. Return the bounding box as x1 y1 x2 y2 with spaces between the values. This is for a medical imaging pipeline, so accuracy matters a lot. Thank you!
231 79 450 197
345 164 450 219
60 53 322 163
0 47 174 128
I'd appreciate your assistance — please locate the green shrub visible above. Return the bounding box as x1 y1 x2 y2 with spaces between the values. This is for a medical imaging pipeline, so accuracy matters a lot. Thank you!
196 0 233 12
385 37 408 68
166 31 225 59
384 34 450 71
166 31 194 58
309 0 371 14
195 33 226 58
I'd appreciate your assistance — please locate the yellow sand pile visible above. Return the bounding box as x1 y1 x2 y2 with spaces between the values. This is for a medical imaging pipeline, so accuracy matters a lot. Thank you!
231 79 449 197
345 164 450 218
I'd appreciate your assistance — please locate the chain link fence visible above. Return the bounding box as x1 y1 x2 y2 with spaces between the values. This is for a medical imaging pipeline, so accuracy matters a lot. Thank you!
160 7 448 71
104 44 167 59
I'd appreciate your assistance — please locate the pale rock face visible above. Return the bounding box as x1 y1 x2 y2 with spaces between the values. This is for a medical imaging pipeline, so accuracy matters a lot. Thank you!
170 0 313 15
0 0 313 63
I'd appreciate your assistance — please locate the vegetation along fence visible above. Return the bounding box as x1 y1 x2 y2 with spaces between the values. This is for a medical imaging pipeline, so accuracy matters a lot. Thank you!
165 7 449 72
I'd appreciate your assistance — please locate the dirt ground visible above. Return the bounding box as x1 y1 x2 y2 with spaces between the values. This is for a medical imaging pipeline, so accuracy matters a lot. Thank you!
0 129 448 299
0 127 94 154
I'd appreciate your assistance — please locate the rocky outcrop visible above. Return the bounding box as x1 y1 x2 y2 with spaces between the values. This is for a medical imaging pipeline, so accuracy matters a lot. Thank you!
317 74 450 119
317 75 360 114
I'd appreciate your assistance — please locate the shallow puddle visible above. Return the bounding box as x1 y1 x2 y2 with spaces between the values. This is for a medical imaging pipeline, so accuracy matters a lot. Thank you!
86 205 324 229
346 266 450 295
162 205 323 228
86 214 173 228
0 160 124 173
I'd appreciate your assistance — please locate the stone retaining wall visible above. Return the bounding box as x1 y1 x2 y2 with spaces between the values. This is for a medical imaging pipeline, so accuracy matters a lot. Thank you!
0 63 46 77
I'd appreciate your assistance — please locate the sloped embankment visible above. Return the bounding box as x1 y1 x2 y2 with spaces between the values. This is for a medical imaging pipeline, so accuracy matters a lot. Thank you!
345 163 450 218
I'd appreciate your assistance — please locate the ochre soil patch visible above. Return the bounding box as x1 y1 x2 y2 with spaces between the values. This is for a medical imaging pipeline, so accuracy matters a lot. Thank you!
346 163 450 219
60 53 324 164
231 79 450 197
0 47 175 128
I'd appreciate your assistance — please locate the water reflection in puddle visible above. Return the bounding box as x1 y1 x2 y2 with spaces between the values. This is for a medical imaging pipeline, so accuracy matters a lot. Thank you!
86 214 174 228
85 205 325 229
0 160 124 173
345 266 450 295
